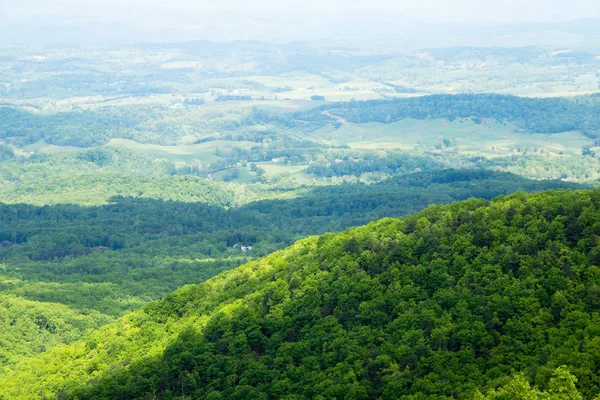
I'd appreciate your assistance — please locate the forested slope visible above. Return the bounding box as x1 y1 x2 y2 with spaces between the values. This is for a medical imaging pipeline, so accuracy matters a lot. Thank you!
0 170 587 368
2 189 600 398
0 148 235 206
0 295 112 365
245 169 585 231
0 105 256 147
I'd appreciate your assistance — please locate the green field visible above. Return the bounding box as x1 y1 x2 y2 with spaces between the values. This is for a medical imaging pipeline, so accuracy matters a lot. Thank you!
255 162 309 177
103 138 258 164
310 118 593 156
21 140 89 155
16 138 261 165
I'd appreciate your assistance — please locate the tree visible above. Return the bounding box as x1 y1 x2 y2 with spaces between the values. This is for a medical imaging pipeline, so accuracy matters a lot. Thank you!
477 367 584 400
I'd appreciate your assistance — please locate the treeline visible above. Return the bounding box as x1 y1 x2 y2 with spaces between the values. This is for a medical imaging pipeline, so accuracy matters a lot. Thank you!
0 106 155 147
217 137 328 167
244 169 586 230
483 153 600 182
1 169 583 263
291 93 600 137
215 95 253 102
306 151 443 177
0 104 258 147
4 189 600 398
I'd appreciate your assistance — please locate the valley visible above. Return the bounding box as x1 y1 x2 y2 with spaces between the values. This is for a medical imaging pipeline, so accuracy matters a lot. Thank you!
1 37 600 398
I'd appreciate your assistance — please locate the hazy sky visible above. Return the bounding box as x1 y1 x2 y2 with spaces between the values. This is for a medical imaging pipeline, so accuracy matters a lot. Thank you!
2 0 600 45
4 0 600 24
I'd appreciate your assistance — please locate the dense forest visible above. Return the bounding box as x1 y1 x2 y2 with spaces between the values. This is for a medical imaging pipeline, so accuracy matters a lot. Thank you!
0 170 585 367
1 169 583 263
3 189 600 398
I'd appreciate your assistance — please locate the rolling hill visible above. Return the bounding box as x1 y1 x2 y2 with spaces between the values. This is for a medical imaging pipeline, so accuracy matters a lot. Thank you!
2 189 600 398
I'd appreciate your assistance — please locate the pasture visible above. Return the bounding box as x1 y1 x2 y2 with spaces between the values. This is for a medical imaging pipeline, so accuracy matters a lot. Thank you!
103 139 259 164
309 118 592 156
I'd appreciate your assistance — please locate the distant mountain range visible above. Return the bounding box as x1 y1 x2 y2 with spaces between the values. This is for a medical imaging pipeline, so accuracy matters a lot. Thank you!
2 14 600 48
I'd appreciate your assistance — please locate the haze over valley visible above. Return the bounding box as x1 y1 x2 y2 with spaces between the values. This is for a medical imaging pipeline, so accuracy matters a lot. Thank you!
1 1 600 398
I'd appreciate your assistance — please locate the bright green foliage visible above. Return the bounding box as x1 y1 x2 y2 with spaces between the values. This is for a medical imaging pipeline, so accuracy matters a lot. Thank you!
0 148 235 206
548 366 584 400
476 373 544 400
3 190 600 398
483 155 600 182
477 366 584 399
0 295 112 365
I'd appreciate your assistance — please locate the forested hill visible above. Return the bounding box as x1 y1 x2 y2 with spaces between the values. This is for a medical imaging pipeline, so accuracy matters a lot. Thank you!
287 93 600 137
1 170 584 264
243 169 587 231
0 170 584 368
3 189 600 399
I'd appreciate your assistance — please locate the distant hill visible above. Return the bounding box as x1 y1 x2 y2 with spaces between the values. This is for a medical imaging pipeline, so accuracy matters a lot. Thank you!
292 94 600 138
2 189 600 398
